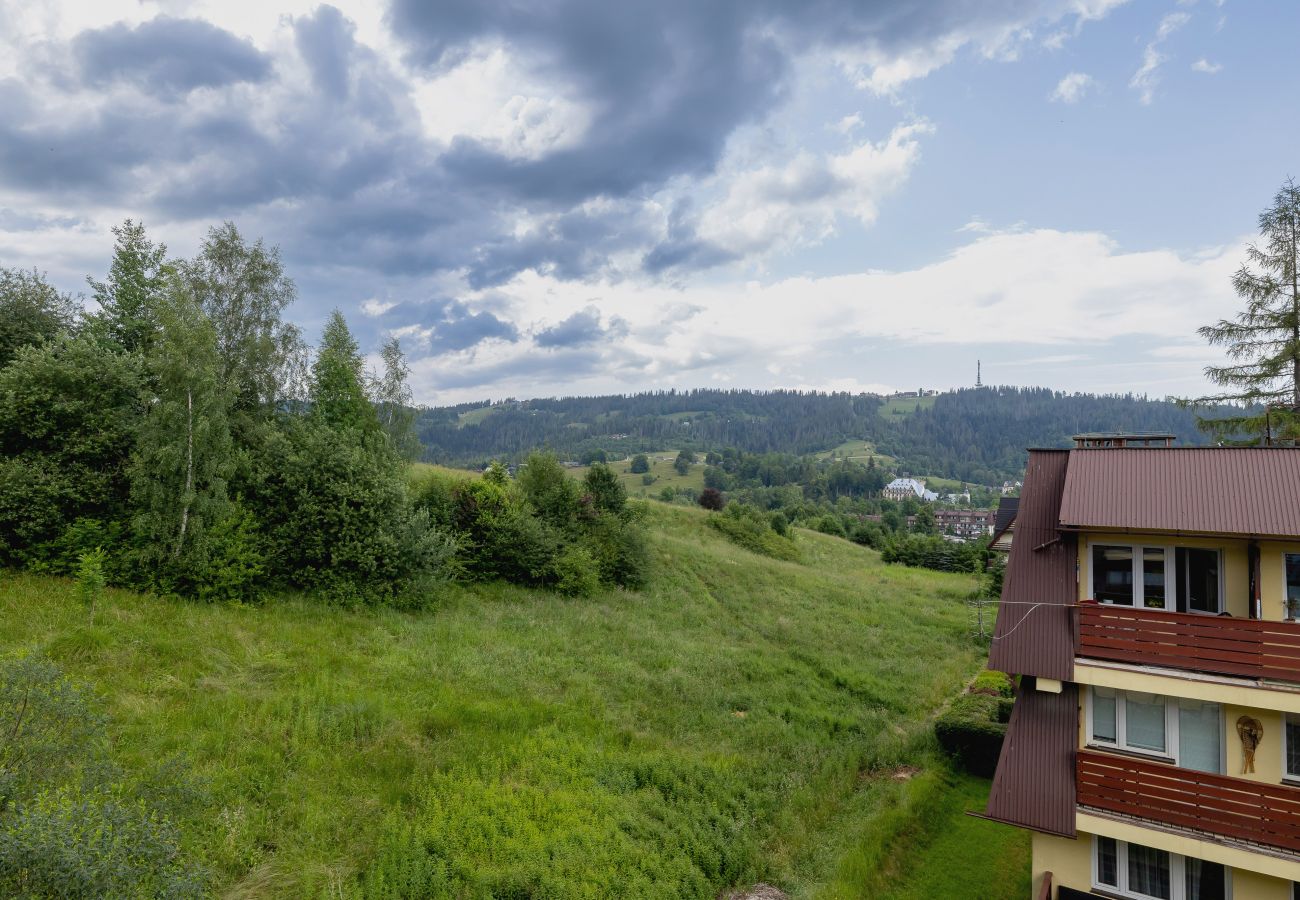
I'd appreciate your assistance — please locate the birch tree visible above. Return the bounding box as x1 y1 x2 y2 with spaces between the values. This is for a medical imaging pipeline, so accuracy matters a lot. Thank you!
130 282 233 584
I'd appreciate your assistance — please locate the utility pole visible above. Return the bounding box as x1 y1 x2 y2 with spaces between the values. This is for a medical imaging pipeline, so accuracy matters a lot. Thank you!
976 360 983 388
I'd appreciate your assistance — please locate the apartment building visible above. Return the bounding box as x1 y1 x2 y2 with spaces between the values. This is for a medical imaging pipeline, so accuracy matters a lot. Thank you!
935 507 997 539
984 439 1300 900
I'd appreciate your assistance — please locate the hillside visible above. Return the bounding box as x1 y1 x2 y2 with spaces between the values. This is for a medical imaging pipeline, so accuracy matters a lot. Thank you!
415 386 1225 483
0 504 1024 899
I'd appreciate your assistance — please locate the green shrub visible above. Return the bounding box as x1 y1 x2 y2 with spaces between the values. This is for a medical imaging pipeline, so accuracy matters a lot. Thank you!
658 487 675 503
75 547 107 626
641 473 656 486
969 669 1013 698
552 545 601 597
629 454 650 474
517 452 580 530
193 505 266 603
584 510 651 589
582 463 626 515
768 511 788 536
708 503 800 562
933 693 1006 777
882 533 981 574
814 514 846 538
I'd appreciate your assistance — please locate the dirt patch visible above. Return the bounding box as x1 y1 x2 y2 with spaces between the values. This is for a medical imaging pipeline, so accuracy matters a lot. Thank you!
721 885 789 900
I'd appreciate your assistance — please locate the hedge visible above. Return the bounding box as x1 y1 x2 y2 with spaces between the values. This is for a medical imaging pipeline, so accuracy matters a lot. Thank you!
934 691 1008 778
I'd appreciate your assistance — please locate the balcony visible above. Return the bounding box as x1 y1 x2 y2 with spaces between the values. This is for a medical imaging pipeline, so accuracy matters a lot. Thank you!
1077 748 1300 854
1075 602 1300 682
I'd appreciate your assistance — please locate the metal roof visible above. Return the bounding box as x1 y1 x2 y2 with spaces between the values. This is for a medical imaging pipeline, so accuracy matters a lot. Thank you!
984 679 1079 838
1058 447 1300 538
988 450 1077 682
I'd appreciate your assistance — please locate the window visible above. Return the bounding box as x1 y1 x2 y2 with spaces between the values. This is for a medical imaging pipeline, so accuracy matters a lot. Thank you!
1092 544 1172 609
1285 715 1300 781
1286 554 1300 621
1177 548 1221 614
1088 688 1222 772
1094 836 1229 900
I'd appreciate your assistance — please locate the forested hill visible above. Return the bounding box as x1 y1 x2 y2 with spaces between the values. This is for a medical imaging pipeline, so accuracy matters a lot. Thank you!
882 387 1217 485
415 386 1222 482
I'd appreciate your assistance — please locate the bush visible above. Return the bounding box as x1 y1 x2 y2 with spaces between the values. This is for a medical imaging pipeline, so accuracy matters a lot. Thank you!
193 505 266 603
585 508 651 589
658 487 675 503
552 545 601 597
581 463 626 515
768 511 788 536
517 452 580 530
969 669 1013 698
881 533 981 574
933 692 1006 777
698 488 725 511
814 515 846 538
641 473 656 486
629 454 650 474
708 503 800 562
0 655 205 897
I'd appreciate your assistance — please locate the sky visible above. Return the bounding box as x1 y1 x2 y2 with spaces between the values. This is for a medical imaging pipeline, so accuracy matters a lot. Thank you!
0 0 1295 405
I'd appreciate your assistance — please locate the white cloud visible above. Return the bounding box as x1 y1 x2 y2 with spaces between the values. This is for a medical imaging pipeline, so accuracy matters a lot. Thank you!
361 297 397 317
1050 72 1095 103
1131 11 1191 104
832 113 863 135
411 226 1244 404
692 120 932 260
1191 58 1223 74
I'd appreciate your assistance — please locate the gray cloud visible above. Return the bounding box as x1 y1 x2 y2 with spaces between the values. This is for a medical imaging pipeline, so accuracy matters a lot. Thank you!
73 17 272 96
535 305 628 348
294 6 354 100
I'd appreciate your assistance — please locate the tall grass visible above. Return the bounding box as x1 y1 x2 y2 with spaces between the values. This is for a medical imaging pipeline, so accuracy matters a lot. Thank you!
0 504 993 898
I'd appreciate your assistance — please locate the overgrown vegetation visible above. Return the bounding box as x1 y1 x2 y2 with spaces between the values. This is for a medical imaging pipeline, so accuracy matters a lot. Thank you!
933 670 1013 778
0 506 1004 897
705 502 801 562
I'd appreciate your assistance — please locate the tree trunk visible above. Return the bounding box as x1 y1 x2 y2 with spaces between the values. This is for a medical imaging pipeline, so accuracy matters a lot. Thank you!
177 388 194 558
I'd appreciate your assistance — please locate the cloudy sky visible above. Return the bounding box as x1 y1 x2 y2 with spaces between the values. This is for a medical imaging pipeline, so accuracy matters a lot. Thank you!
1 0 1294 404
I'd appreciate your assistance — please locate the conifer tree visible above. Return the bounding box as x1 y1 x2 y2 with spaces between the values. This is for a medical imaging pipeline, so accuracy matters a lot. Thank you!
1190 178 1300 442
311 310 378 433
87 220 169 355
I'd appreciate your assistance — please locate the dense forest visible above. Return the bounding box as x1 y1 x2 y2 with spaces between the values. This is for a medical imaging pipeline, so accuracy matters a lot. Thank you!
417 386 1227 483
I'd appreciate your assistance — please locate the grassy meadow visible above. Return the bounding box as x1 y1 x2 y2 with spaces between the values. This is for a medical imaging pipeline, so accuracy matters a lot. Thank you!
877 396 937 419
569 451 707 497
0 503 1024 898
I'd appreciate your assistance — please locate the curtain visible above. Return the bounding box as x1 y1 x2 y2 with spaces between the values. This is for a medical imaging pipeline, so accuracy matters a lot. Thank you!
1185 858 1226 900
1092 688 1117 743
1127 843 1171 899
1126 692 1166 753
1179 700 1222 773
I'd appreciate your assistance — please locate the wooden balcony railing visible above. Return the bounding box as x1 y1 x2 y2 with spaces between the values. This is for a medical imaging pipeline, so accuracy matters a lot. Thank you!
1077 748 1300 854
1076 602 1300 681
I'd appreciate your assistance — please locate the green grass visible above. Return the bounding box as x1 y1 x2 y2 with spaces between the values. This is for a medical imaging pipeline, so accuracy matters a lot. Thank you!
877 396 937 419
456 405 499 427
0 504 1002 898
815 440 896 468
570 451 706 497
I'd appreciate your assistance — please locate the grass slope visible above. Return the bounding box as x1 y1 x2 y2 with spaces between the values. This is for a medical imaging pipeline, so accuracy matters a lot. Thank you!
569 451 706 497
0 504 994 898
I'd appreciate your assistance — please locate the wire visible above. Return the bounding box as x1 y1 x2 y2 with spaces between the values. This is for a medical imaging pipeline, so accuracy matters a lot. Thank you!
989 603 1045 640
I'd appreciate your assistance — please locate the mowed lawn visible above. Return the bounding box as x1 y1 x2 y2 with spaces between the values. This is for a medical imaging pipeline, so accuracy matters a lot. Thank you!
0 504 998 898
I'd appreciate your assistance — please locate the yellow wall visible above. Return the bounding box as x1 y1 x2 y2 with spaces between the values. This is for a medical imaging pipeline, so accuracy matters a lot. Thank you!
1075 662 1300 715
1031 831 1091 899
1261 540 1300 621
1033 827 1296 898
1224 704 1284 782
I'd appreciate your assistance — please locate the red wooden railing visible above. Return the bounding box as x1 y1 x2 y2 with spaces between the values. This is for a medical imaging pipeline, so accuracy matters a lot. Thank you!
1076 603 1300 681
1077 749 1300 854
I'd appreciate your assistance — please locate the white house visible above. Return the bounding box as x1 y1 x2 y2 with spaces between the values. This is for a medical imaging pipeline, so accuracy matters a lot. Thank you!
882 477 938 502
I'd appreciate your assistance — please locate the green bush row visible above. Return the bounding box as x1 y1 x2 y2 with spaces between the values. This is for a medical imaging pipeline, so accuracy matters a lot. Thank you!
933 674 1012 778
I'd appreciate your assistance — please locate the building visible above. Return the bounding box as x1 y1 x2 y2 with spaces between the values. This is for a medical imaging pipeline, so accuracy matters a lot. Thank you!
882 477 938 502
934 507 996 539
983 441 1300 899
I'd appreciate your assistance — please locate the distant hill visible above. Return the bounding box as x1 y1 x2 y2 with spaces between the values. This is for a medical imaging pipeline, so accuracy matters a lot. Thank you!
415 385 1228 484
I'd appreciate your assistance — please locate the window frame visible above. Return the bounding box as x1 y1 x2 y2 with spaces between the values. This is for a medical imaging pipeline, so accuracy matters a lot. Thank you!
1086 687 1224 772
1086 542 1226 614
1283 713 1300 782
1284 552 1300 621
1092 835 1233 900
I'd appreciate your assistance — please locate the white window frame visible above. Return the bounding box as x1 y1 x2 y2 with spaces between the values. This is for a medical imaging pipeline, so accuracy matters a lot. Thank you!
1086 687 1225 772
1088 543 1176 610
1177 547 1226 615
1284 552 1300 621
1087 543 1226 614
1092 835 1233 900
1284 713 1300 782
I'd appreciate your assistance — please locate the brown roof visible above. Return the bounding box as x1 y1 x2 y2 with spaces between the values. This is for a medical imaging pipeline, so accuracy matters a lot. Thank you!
988 450 1076 682
1058 447 1300 538
984 679 1078 838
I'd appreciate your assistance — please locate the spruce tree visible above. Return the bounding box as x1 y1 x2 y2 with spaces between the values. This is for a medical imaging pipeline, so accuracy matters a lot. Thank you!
312 310 378 433
1190 178 1300 442
87 220 169 355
